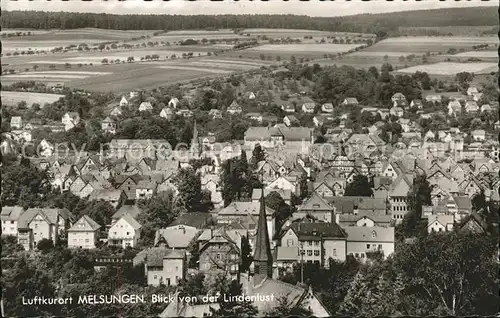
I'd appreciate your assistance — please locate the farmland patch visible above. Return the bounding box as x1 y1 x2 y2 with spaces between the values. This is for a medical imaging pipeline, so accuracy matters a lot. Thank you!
1 91 64 107
247 44 360 53
364 36 498 54
394 62 497 75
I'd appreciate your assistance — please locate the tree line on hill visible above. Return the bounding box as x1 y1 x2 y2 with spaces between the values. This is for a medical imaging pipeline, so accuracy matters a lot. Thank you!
3 7 496 36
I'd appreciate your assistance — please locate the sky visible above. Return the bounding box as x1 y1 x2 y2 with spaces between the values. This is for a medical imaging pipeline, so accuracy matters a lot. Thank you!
3 0 498 17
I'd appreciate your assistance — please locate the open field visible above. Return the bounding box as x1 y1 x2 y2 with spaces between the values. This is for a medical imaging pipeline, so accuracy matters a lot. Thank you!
453 50 498 58
363 36 498 54
2 57 274 93
248 44 360 53
398 25 498 36
1 28 160 53
394 62 497 75
221 43 363 60
1 91 64 107
2 45 228 69
242 28 375 38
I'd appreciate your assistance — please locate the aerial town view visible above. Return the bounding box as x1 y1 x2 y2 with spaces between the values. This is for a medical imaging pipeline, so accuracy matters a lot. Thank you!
1 1 499 317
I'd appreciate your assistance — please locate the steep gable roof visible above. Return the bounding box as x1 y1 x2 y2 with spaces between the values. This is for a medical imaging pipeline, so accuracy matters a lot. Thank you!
68 215 101 232
1 206 24 221
299 192 333 211
120 214 142 230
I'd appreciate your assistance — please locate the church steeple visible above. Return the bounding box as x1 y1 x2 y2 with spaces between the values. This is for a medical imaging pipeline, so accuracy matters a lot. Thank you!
190 120 200 157
253 188 273 281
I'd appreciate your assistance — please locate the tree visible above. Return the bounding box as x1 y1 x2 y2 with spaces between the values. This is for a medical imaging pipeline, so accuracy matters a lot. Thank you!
98 44 105 51
455 72 474 91
249 143 266 169
209 280 258 317
394 232 499 316
240 235 253 272
265 191 291 227
344 175 373 197
137 191 179 246
36 238 54 253
1 158 53 208
398 174 431 240
173 168 203 212
178 272 206 298
265 296 312 317
472 190 487 211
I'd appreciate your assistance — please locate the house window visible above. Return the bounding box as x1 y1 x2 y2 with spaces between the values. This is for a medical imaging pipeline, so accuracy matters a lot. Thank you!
154 275 157 279
355 253 359 258
11 221 14 224
360 253 365 258
85 239 89 243
307 250 312 256
308 241 312 246
332 249 337 256
287 239 294 247
314 250 320 256
366 244 370 249
126 232 130 235
378 244 382 249
216 253 221 260
314 241 319 246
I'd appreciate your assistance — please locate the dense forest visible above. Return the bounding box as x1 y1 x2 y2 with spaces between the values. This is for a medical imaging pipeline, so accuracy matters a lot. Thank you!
1 7 497 34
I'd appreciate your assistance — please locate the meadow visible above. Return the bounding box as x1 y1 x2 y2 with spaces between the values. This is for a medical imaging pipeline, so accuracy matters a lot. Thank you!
1 28 158 53
394 62 497 75
1 57 274 93
362 36 498 55
398 25 498 36
1 91 65 107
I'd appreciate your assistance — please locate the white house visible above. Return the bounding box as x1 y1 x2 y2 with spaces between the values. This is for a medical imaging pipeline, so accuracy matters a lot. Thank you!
389 106 403 117
168 98 180 108
1 206 24 236
465 101 479 113
10 116 23 129
281 104 296 113
344 227 395 263
301 103 316 113
39 139 55 157
101 117 117 134
119 96 128 107
110 106 123 117
139 102 153 112
321 103 334 113
108 214 141 248
427 214 454 233
61 112 81 131
448 100 462 116
160 108 174 120
471 129 486 141
67 215 101 249
283 115 299 127
467 87 479 96
342 97 359 106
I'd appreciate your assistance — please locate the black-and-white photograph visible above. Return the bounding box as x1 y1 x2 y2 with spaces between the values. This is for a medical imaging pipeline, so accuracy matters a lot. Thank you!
1 0 499 317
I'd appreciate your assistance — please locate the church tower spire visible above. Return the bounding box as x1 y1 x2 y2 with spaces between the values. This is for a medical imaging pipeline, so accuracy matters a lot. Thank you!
190 120 200 158
253 188 273 281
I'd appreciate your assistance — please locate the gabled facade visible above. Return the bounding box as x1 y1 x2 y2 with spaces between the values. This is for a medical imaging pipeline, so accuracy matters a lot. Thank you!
68 215 101 249
108 214 141 248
